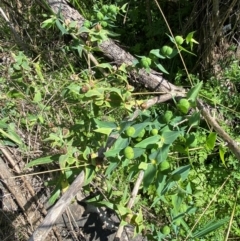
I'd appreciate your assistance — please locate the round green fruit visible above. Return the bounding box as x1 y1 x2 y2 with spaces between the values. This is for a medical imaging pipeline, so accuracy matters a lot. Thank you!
97 12 104 21
135 137 142 142
161 46 173 56
126 126 136 137
151 129 158 135
124 146 134 159
172 174 181 181
83 20 91 28
163 110 173 123
177 98 190 114
138 129 146 138
140 57 151 68
160 161 170 171
101 5 109 14
175 36 184 45
161 225 170 235
101 21 108 27
151 159 157 165
109 5 118 14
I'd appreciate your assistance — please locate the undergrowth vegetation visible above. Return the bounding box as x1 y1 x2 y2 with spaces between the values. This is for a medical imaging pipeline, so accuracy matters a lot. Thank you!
1 0 240 240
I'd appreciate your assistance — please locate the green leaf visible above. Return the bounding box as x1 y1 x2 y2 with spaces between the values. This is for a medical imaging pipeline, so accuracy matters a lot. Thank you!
171 165 191 181
85 89 104 97
49 184 61 205
95 100 104 106
135 208 143 225
105 136 129 157
155 63 169 74
192 217 229 238
108 87 124 99
104 148 122 158
0 126 23 146
116 204 131 216
161 178 176 195
13 63 21 70
155 173 167 202
131 122 151 138
148 144 170 164
69 21 77 28
25 155 57 168
219 144 226 167
21 61 30 70
41 17 56 29
84 165 95 185
187 81 203 103
156 144 170 164
78 26 91 34
33 90 42 103
172 193 183 213
67 157 77 165
56 18 68 35
149 49 165 59
120 3 128 12
185 31 199 50
94 119 117 129
178 45 196 56
139 162 148 170
59 154 68 169
97 200 115 210
83 146 91 160
0 120 8 129
94 127 114 135
143 164 157 190
134 135 160 148
133 147 146 159
105 161 119 175
67 83 81 94
76 45 83 57
162 131 181 144
188 111 200 127
96 63 112 70
206 132 217 150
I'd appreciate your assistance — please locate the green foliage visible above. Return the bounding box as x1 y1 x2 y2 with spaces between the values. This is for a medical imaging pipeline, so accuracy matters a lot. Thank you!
1 1 240 240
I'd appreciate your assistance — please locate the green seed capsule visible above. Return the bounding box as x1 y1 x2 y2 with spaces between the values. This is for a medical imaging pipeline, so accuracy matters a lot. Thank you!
177 98 190 114
124 146 134 159
126 126 136 137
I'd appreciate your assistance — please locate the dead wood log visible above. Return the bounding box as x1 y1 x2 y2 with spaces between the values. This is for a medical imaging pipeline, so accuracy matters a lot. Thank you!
28 171 84 241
